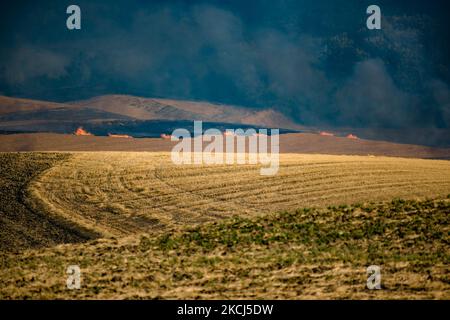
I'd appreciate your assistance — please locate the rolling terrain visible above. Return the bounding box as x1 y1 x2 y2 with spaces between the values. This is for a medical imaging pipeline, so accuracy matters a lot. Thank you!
70 95 302 130
0 153 98 252
28 152 450 238
0 96 69 115
0 95 303 136
2 95 450 147
0 152 449 298
1 96 450 298
1 195 449 299
1 133 450 160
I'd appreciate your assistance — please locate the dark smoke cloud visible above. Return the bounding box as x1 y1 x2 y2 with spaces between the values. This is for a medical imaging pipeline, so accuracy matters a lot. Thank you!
0 0 449 133
335 59 411 127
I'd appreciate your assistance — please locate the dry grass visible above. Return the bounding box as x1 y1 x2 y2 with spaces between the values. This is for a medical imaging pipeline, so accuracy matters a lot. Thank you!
0 153 97 252
1 133 450 160
0 198 449 299
30 152 450 237
1 152 449 299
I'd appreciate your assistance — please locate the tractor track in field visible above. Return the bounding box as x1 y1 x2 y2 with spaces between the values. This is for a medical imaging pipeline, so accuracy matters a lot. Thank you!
27 152 450 240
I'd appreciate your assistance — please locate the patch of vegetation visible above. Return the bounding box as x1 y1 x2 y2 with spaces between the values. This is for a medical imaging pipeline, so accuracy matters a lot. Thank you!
1 152 449 298
152 199 449 260
1 198 448 299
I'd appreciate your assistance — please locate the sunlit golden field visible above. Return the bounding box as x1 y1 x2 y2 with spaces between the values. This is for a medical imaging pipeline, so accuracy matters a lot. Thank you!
0 152 449 299
30 152 450 237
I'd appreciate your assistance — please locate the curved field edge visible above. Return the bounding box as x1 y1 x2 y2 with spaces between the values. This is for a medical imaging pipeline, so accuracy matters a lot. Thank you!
29 163 116 238
31 152 450 238
0 153 99 252
0 197 449 299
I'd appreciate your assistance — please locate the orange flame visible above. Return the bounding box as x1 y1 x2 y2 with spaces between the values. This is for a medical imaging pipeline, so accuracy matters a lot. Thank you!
346 134 359 139
74 127 92 136
108 133 132 138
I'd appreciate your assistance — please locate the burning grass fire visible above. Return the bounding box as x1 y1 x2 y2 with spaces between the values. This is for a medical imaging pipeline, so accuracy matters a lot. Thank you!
346 134 359 140
74 127 93 136
108 133 132 138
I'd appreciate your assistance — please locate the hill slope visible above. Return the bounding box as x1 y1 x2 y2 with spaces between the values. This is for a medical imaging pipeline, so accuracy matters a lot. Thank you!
2 95 450 147
69 95 303 129
0 96 68 115
29 152 450 237
1 197 449 299
0 152 449 298
0 153 98 252
1 132 450 160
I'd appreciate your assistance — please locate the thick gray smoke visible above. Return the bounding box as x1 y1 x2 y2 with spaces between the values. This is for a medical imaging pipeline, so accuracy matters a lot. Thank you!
0 0 449 132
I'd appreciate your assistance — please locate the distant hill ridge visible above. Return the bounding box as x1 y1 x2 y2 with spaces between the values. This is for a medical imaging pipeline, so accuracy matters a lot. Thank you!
1 95 450 147
69 94 303 130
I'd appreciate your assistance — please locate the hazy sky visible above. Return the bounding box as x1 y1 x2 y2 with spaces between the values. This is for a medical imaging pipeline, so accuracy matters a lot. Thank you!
1 0 449 128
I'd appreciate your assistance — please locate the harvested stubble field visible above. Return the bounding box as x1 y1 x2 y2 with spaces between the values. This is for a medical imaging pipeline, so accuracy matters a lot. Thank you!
0 152 449 299
0 153 97 252
1 198 449 299
30 152 450 237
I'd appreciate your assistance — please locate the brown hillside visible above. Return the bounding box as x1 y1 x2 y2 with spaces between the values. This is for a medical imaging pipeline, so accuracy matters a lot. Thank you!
0 96 76 115
70 95 303 129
